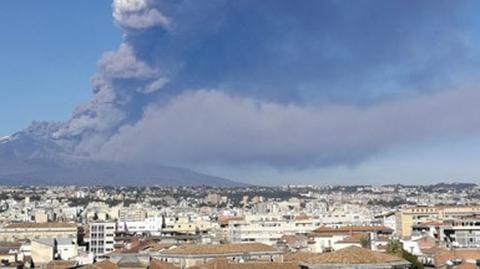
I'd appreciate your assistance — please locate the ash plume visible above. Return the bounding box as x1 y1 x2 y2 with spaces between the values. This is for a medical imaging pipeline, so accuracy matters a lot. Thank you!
11 0 480 172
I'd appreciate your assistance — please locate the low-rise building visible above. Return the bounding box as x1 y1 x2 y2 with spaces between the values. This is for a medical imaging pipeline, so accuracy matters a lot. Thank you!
0 223 78 242
153 243 283 269
31 237 78 265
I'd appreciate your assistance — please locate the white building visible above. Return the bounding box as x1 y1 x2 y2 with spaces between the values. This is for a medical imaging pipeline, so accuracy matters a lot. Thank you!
227 214 319 245
117 215 163 235
89 222 115 256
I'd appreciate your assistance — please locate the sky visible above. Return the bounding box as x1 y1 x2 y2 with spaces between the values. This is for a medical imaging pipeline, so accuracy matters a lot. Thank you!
2 0 480 185
0 0 120 135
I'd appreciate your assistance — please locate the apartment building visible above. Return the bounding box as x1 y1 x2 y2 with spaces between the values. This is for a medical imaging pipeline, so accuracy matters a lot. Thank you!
309 225 393 253
117 208 163 235
89 222 116 256
118 208 147 222
117 215 163 235
225 214 319 245
161 216 212 236
396 206 480 238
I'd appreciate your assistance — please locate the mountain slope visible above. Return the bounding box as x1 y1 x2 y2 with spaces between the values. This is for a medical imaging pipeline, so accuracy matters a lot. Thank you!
0 127 244 187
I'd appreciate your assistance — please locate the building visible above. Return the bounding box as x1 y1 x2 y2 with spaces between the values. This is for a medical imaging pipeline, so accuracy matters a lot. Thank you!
396 206 480 238
161 216 212 238
118 209 147 223
117 215 163 235
309 225 393 253
89 222 116 256
0 223 77 242
31 238 78 265
433 249 480 269
299 246 410 269
153 243 283 269
227 215 318 245
34 209 48 224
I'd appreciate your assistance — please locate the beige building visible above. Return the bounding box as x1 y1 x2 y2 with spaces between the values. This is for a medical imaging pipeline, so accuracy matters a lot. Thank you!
162 216 212 236
31 238 78 265
34 209 48 223
118 208 147 222
396 206 480 238
0 223 78 242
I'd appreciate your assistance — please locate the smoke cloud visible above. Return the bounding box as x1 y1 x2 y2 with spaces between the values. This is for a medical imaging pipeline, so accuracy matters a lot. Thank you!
97 87 480 167
28 0 480 170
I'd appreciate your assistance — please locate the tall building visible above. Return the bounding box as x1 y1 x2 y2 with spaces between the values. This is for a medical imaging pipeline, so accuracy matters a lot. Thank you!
89 222 115 256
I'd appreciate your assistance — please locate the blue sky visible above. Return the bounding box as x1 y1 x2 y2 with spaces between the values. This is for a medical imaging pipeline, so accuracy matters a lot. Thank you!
2 0 480 185
0 0 120 135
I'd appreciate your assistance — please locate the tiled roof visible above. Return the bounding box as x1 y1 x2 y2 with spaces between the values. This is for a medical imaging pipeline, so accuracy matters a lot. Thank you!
149 259 178 269
303 246 409 265
4 222 77 229
113 239 174 254
187 258 298 269
283 251 320 262
279 235 308 244
456 263 477 269
117 255 148 267
165 243 275 255
435 249 480 267
45 260 78 269
0 242 21 249
218 216 244 226
82 260 118 269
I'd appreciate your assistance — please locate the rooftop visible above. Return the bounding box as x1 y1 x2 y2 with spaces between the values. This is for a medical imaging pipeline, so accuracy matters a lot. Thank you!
3 222 77 229
165 243 275 255
188 258 298 269
302 246 409 266
149 259 178 269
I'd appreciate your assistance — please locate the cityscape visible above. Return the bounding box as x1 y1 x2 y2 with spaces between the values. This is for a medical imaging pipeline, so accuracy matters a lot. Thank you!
2 0 480 269
0 183 478 268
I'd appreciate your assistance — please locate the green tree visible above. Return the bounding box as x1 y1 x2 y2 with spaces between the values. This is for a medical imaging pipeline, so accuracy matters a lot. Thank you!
386 240 424 269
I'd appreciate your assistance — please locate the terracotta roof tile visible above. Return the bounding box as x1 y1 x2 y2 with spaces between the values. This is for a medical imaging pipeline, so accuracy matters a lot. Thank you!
45 260 78 269
4 222 77 229
303 246 409 265
149 259 178 269
83 260 118 269
283 251 320 262
165 243 275 255
187 258 297 269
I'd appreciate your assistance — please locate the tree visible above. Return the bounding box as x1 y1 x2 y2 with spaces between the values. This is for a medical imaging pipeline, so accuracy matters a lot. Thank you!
360 235 371 249
386 240 424 269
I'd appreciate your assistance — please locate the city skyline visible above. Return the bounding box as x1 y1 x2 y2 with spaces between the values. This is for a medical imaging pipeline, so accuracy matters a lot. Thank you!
2 1 480 185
